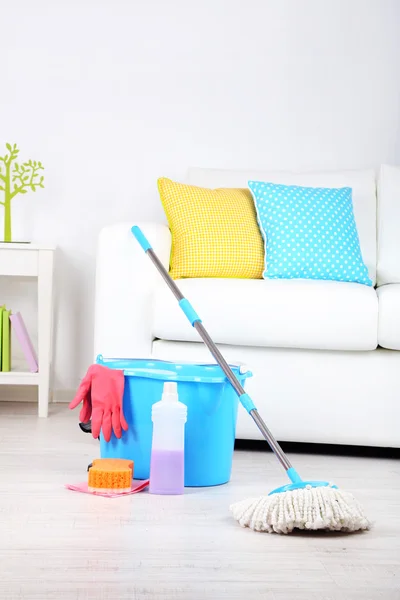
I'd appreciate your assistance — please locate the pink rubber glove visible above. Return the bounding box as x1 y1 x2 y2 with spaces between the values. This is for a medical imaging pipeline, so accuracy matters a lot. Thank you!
70 366 93 424
69 364 128 442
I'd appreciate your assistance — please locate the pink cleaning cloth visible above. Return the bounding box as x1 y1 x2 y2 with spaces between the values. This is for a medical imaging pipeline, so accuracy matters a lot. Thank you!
65 479 149 497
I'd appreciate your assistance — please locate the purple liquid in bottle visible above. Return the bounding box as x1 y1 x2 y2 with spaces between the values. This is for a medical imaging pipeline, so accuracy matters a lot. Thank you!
149 449 185 495
149 381 187 495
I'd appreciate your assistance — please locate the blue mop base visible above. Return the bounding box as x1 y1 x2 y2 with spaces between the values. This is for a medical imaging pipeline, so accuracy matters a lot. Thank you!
269 480 338 495
269 466 338 495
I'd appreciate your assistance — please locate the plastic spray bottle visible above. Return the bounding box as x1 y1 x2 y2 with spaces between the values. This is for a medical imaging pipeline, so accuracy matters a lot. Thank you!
149 382 187 495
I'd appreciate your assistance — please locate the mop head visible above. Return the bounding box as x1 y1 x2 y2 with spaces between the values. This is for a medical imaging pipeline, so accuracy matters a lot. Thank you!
230 485 371 534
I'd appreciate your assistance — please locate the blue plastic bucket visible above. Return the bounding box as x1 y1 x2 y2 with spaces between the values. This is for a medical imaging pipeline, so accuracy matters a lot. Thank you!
96 356 252 487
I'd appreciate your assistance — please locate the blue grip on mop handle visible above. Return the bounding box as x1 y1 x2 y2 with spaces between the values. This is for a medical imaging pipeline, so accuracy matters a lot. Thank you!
239 393 256 413
179 298 202 326
131 226 152 252
287 467 303 484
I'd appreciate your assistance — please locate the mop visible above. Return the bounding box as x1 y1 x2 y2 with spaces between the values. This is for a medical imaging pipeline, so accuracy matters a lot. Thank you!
131 226 370 535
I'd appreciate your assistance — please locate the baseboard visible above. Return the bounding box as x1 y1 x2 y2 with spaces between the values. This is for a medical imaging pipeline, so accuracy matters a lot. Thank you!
0 387 74 403
53 389 74 403
235 438 400 458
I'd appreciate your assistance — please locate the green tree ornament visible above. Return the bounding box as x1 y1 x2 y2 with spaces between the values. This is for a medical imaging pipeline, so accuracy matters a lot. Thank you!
0 142 45 242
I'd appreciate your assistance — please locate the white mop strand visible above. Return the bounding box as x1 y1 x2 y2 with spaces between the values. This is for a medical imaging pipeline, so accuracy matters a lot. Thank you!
230 486 371 534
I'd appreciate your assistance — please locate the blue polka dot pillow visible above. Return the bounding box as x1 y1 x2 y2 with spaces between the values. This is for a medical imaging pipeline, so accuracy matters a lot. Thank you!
248 181 372 286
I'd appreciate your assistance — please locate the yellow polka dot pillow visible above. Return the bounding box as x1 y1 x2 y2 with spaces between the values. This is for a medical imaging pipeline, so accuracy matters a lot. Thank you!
157 177 264 279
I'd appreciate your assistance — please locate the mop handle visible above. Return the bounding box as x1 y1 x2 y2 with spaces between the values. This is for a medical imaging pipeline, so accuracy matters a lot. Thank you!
131 226 293 473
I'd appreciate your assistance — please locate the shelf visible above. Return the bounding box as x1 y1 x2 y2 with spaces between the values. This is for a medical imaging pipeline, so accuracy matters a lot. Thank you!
0 369 39 385
0 242 55 251
0 244 55 416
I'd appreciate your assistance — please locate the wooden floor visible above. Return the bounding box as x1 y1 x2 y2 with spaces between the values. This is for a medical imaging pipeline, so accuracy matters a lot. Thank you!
0 402 399 600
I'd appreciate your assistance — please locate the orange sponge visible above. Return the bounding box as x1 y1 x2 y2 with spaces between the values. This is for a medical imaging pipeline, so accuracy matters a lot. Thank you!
88 458 134 494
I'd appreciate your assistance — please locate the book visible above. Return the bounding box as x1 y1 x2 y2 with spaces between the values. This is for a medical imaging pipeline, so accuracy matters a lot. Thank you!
0 305 4 369
10 312 38 373
2 308 11 372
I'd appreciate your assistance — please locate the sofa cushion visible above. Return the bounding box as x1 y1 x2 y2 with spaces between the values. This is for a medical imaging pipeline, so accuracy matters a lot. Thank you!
377 164 400 285
152 278 378 351
377 284 400 349
188 167 377 285
248 180 372 286
157 177 264 279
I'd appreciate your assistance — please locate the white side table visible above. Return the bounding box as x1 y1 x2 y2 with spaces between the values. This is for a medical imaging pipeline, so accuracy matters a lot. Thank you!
0 243 55 417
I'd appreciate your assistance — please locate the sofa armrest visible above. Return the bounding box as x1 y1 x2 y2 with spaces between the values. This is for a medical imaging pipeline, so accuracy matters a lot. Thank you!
93 221 171 360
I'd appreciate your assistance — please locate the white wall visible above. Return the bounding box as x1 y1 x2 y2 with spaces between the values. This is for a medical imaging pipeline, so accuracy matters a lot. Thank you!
0 0 399 397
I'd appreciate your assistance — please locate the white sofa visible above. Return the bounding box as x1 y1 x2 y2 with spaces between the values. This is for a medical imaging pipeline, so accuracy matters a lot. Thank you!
93 165 400 449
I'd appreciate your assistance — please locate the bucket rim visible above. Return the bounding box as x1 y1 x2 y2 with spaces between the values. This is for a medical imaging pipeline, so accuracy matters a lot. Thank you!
95 355 252 383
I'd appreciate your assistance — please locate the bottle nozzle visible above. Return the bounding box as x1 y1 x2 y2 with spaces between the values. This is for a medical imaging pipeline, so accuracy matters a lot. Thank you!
162 381 178 401
164 382 177 394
